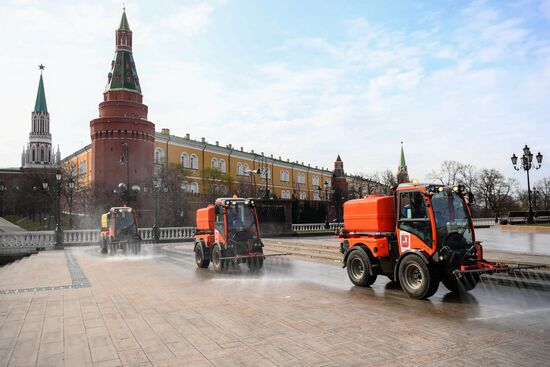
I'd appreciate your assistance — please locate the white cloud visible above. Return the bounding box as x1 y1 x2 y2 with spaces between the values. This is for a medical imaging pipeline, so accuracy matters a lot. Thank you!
165 2 214 35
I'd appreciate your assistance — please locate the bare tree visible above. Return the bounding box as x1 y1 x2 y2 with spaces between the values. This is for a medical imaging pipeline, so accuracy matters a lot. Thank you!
428 160 464 186
376 170 397 195
203 167 233 201
534 177 550 210
474 168 518 221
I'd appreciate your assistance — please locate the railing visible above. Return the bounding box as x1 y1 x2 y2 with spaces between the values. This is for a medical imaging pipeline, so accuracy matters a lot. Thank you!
292 219 497 233
64 229 100 244
471 218 497 227
0 226 196 251
292 223 342 232
0 231 55 251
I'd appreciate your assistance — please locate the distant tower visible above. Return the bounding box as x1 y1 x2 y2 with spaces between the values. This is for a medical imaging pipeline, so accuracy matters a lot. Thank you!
397 142 410 184
22 66 57 168
90 8 155 192
332 155 349 199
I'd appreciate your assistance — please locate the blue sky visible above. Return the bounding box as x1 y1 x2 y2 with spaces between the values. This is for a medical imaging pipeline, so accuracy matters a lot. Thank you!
0 0 549 186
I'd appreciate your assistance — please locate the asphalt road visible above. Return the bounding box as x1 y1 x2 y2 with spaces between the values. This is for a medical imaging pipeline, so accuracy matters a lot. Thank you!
156 243 550 338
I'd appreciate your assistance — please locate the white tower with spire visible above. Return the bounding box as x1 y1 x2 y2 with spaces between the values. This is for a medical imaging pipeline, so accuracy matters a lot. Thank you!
22 65 60 168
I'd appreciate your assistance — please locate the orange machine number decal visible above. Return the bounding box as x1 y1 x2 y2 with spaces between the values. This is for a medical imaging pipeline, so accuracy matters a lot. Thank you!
400 231 410 250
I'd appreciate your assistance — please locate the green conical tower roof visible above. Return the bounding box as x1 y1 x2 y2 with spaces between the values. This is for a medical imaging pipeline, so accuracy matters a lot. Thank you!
400 142 406 167
119 9 130 30
34 73 48 113
106 51 141 93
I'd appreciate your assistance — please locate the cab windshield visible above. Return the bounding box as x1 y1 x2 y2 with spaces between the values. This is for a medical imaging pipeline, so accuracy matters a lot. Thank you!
116 211 136 236
226 204 259 239
431 192 473 248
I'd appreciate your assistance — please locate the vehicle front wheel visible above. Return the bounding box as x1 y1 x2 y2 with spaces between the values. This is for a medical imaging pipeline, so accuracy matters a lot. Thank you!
100 238 108 254
195 243 210 268
398 255 439 299
346 249 377 287
212 244 226 273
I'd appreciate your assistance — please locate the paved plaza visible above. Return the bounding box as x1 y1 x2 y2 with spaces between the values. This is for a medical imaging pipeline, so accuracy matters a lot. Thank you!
0 243 549 367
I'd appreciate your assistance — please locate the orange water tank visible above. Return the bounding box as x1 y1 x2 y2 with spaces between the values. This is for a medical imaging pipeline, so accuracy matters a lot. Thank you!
343 195 395 233
196 205 215 231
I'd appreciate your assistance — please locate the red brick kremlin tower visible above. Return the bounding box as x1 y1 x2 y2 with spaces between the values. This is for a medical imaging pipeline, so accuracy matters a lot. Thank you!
90 9 155 198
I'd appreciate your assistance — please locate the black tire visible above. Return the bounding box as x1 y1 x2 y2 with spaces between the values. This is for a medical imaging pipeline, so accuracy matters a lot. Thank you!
100 238 108 254
212 244 226 273
386 274 395 282
398 255 439 299
108 238 116 255
442 273 480 293
195 243 210 268
247 256 264 272
346 248 377 287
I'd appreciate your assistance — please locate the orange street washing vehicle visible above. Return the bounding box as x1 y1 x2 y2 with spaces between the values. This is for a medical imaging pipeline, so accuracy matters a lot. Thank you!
194 197 286 272
100 207 141 255
339 183 513 299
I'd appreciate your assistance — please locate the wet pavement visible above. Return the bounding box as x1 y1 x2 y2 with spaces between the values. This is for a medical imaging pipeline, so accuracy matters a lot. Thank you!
0 244 549 366
476 227 550 255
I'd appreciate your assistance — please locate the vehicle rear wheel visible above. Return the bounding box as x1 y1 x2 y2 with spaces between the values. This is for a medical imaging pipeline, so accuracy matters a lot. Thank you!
247 256 264 272
195 243 210 268
100 238 107 254
212 244 226 273
442 273 480 292
398 255 439 299
346 249 377 287
108 238 115 255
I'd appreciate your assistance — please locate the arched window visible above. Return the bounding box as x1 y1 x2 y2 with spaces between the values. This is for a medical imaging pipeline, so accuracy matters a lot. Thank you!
237 162 243 175
31 146 36 161
299 192 307 200
70 164 77 178
154 148 164 164
312 176 319 186
211 157 218 169
190 154 198 170
298 173 305 184
281 190 291 199
280 170 290 182
219 159 226 173
79 160 87 177
243 164 250 175
47 147 51 163
40 146 45 162
313 192 320 201
190 183 199 193
181 153 189 168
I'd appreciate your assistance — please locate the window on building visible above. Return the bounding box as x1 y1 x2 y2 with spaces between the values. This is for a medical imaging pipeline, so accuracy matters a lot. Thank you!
79 160 87 177
280 170 290 182
298 173 305 184
190 154 198 170
190 182 199 193
261 168 271 180
281 190 291 199
40 146 45 162
181 153 189 168
312 176 320 186
219 159 226 173
211 158 218 169
243 164 250 175
70 164 77 178
154 148 164 164
313 192 320 201
299 191 307 200
237 162 243 176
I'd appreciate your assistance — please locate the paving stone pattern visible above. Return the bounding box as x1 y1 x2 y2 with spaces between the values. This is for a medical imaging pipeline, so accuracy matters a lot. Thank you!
0 247 548 366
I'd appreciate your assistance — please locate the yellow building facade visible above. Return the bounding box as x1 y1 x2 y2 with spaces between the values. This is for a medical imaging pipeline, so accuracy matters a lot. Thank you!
63 129 334 200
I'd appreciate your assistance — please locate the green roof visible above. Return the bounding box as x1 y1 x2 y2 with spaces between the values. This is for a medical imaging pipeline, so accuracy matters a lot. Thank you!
105 50 141 93
34 74 48 113
118 10 130 31
400 142 406 167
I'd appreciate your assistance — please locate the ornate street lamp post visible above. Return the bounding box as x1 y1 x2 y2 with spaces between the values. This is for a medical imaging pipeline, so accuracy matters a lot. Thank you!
511 145 543 224
0 180 6 217
152 178 167 243
317 180 331 229
68 178 75 229
54 170 63 249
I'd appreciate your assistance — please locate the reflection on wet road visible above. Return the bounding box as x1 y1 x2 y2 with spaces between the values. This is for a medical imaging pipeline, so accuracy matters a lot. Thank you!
476 227 550 255
144 243 550 336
